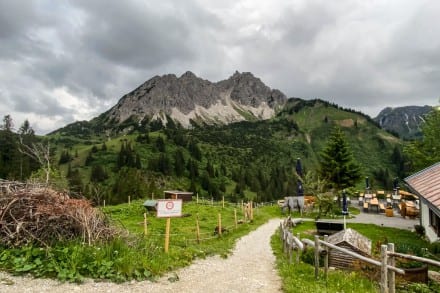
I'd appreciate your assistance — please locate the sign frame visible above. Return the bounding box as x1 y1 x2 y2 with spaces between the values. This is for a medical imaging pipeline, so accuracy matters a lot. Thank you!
156 199 183 218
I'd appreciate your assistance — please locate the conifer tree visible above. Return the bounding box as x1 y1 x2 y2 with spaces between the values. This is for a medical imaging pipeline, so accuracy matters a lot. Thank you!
319 127 361 190
174 149 185 177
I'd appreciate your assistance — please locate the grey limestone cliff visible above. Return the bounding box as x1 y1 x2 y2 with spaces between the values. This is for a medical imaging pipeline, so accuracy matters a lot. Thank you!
106 71 287 127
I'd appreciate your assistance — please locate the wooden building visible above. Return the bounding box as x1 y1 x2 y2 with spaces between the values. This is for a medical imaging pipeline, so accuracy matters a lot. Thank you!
327 228 372 269
164 190 193 202
405 162 440 242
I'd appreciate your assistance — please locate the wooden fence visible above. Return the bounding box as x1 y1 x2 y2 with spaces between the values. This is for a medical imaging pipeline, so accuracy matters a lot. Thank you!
279 219 440 293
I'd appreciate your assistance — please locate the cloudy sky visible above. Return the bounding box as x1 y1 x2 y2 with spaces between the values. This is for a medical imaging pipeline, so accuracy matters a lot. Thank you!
1 0 439 134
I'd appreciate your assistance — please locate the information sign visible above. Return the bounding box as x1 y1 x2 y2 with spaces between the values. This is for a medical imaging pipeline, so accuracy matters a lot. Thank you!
157 199 182 218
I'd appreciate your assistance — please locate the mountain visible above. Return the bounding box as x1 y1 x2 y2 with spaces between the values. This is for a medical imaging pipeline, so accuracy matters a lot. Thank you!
374 106 432 140
44 72 405 205
104 71 286 128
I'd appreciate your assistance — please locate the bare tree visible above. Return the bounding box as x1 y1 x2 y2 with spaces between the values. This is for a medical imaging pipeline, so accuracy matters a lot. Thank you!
18 137 52 185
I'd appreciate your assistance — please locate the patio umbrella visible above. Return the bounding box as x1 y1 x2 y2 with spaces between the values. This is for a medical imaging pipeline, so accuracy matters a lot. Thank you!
342 190 348 215
342 190 348 229
295 158 303 178
365 176 370 190
297 179 304 197
393 177 399 191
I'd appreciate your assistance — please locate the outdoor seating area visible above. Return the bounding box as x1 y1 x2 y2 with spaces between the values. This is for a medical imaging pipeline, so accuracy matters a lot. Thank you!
357 190 419 218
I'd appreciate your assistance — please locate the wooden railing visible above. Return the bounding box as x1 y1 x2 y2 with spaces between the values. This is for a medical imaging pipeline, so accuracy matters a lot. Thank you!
280 220 440 293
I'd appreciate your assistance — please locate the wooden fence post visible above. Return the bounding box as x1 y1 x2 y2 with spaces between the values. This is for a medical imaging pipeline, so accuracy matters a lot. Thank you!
388 243 395 293
314 235 320 279
244 203 248 222
324 235 329 280
234 209 237 229
250 201 254 221
196 192 199 204
196 214 201 244
128 195 131 205
222 196 225 208
218 213 222 236
380 244 389 293
288 234 293 264
103 200 106 208
143 213 148 236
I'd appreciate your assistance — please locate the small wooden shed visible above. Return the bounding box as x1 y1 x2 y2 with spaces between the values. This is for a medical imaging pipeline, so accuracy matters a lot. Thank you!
327 228 372 269
164 190 193 202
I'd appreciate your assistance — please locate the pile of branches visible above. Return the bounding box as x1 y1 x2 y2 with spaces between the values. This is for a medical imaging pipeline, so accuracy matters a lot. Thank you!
0 183 115 247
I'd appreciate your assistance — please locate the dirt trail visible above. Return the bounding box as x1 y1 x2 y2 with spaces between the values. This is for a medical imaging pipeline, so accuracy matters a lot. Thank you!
0 219 283 293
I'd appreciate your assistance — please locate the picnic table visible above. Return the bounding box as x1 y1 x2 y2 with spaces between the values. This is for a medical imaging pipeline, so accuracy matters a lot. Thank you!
369 198 379 213
391 194 401 208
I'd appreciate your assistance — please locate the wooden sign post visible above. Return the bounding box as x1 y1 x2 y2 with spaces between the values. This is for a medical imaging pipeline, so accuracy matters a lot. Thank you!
164 217 171 253
157 199 183 253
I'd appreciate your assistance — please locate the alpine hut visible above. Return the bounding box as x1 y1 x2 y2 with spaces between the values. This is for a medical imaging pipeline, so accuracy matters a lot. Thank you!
164 190 193 202
327 228 372 269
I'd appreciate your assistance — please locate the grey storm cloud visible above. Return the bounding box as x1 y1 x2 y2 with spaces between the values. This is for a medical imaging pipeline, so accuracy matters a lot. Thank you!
1 0 439 134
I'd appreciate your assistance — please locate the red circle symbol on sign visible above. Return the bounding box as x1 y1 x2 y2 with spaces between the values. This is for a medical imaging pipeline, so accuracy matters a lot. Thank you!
166 201 174 210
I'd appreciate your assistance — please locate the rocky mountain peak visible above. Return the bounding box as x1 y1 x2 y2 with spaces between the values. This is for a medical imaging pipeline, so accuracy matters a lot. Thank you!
180 71 198 79
374 105 432 139
104 71 287 129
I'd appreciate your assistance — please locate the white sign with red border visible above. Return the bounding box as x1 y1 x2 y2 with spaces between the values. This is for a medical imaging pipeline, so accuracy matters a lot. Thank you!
156 199 183 218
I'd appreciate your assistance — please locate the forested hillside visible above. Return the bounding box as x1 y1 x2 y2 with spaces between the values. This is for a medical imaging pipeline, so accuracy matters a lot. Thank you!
0 98 407 205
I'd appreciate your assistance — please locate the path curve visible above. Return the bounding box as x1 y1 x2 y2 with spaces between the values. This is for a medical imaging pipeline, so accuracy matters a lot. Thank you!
0 219 283 293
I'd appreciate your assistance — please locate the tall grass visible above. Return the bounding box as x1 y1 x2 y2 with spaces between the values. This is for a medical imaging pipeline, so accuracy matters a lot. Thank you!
0 200 281 282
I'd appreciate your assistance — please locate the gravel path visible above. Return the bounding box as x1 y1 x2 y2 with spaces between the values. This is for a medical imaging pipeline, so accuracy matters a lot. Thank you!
0 219 282 293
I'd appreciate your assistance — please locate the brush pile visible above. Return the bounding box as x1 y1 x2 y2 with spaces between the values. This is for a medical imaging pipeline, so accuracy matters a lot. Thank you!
0 180 115 247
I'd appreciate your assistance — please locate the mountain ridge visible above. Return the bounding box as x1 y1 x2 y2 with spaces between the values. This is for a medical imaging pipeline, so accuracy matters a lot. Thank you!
374 105 432 139
105 70 286 129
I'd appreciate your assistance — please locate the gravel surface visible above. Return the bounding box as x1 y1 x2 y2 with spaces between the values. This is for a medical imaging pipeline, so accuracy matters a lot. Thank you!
0 218 283 293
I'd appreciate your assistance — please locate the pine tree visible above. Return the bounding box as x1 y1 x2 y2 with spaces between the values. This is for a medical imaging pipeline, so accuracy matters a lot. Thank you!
188 140 202 161
90 165 108 182
174 149 185 177
155 136 166 152
319 127 361 190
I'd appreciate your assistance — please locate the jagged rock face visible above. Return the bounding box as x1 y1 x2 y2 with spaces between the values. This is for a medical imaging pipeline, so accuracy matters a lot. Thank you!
374 105 432 139
106 71 287 127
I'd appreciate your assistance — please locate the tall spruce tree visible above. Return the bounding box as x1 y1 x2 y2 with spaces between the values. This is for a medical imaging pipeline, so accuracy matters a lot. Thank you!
319 127 361 190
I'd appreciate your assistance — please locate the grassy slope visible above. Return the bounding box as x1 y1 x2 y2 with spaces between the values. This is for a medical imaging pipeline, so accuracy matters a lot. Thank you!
281 101 401 188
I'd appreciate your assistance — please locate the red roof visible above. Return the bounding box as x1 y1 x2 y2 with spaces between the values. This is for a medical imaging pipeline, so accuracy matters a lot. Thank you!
405 162 440 209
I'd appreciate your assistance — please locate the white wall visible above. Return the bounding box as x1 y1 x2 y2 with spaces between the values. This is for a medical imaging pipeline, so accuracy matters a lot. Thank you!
421 200 440 242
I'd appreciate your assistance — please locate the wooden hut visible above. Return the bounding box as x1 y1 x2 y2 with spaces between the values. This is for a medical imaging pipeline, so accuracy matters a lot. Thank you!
327 228 372 269
164 190 193 202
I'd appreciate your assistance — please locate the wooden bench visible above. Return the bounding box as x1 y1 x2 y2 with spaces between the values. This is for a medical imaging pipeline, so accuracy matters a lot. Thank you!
379 203 385 213
363 202 369 212
315 221 344 235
